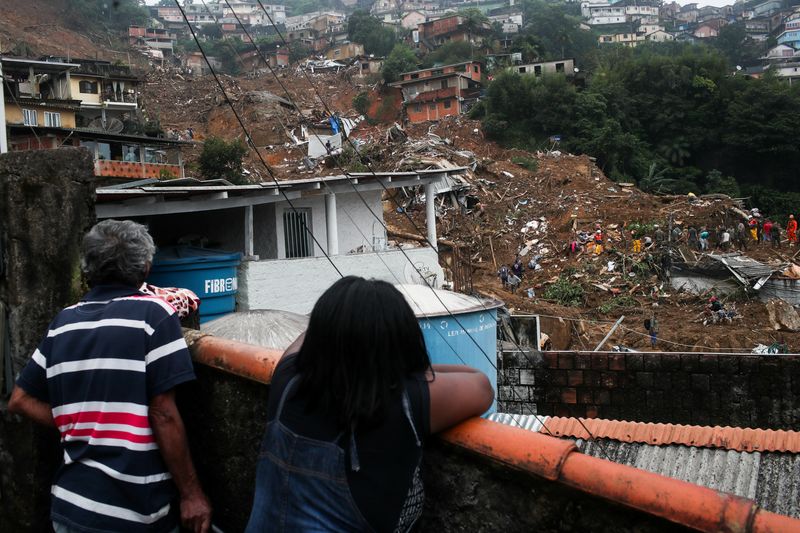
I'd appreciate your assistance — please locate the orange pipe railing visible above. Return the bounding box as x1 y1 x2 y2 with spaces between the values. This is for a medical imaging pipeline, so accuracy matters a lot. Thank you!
186 334 800 533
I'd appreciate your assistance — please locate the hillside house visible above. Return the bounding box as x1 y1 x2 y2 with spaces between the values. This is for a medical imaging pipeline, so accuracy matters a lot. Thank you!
645 29 674 42
765 43 799 59
754 0 783 17
325 42 365 61
356 56 384 76
128 26 177 56
768 59 800 83
778 17 800 49
676 3 699 23
389 61 482 123
413 15 492 54
94 170 461 314
694 23 719 38
185 52 224 76
512 58 575 77
221 1 287 25
745 18 771 40
402 10 427 29
1 56 186 181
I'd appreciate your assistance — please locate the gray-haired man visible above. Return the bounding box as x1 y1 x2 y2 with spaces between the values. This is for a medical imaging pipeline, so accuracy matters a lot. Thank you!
9 220 211 533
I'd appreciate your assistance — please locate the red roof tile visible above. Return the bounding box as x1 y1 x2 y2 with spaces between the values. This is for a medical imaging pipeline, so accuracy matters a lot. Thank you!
542 417 800 453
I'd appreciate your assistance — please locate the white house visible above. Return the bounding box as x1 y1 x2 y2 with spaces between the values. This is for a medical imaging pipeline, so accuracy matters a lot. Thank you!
512 58 576 76
95 170 461 314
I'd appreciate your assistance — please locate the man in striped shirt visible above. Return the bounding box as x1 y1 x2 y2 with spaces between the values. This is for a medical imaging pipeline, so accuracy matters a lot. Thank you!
9 220 211 533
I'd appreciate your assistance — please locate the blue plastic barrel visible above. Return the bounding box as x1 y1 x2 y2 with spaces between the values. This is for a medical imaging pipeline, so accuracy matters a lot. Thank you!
147 246 242 324
396 285 503 414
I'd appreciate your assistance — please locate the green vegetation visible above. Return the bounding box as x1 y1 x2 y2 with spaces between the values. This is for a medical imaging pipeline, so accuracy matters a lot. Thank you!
597 295 638 314
347 10 397 57
66 0 148 32
422 41 476 68
511 156 539 172
381 44 418 83
352 91 371 116
543 277 585 307
199 137 248 184
479 43 800 214
336 146 369 173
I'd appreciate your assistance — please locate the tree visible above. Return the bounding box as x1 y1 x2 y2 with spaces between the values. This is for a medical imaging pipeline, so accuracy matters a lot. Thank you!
713 23 764 67
381 44 418 82
347 9 397 57
199 24 223 40
199 137 248 184
423 41 474 67
66 0 149 31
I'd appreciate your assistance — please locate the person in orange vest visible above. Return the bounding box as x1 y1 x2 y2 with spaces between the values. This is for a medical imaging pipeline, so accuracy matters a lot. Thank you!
787 214 798 246
593 229 604 254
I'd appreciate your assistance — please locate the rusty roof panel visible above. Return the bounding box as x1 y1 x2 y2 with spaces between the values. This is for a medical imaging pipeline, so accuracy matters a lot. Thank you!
542 417 800 453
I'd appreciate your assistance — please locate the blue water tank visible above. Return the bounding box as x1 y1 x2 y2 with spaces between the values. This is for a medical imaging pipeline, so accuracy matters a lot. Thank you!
396 285 503 414
147 246 242 324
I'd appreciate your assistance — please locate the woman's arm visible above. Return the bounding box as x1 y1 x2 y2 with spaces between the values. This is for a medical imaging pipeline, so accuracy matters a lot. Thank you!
427 367 494 434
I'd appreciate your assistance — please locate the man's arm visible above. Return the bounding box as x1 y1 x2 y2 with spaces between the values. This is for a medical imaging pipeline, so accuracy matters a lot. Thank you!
149 390 211 533
8 385 55 428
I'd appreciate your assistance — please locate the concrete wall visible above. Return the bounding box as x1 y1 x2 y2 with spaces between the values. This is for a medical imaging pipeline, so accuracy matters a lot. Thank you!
0 148 97 532
238 246 444 314
498 350 800 430
178 359 690 532
336 190 386 254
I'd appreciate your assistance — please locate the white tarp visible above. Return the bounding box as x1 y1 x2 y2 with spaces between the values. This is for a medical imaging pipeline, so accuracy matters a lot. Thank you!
308 133 342 158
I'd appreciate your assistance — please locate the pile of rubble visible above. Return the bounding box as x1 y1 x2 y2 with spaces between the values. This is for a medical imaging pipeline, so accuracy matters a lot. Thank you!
141 63 800 353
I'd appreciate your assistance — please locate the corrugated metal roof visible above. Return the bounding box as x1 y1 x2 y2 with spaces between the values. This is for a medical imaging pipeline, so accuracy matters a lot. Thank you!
541 417 800 453
578 440 800 519
489 413 800 519
488 413 550 433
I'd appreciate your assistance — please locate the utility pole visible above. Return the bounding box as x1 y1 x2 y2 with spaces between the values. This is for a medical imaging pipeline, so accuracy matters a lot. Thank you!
594 315 625 351
0 61 7 154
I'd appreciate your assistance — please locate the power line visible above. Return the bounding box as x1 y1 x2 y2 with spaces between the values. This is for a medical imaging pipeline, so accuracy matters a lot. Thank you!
174 1 343 277
201 0 563 441
178 0 610 457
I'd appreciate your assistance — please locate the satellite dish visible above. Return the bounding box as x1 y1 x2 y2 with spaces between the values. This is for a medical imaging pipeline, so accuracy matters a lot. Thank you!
87 117 125 134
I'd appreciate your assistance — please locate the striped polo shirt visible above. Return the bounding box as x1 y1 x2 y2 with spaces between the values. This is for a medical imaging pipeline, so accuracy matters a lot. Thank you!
16 284 196 533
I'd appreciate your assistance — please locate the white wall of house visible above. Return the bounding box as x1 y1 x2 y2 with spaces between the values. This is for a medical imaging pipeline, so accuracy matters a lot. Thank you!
238 246 444 314
336 190 387 253
271 189 386 258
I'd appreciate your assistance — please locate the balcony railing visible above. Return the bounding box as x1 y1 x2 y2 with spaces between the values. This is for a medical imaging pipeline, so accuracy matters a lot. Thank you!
95 160 181 179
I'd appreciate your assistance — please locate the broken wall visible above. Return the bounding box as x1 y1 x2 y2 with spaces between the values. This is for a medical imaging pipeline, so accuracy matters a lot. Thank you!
0 148 96 531
499 350 800 430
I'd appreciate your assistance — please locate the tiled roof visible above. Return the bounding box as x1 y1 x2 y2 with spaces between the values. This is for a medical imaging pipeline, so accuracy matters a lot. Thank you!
542 416 800 453
489 413 800 519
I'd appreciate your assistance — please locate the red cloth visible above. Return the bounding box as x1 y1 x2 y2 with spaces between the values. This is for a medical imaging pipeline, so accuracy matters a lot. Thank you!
139 284 200 318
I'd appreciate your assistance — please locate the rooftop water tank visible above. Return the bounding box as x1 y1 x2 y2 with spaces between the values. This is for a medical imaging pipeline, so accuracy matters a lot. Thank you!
395 284 503 413
202 309 308 351
147 246 241 324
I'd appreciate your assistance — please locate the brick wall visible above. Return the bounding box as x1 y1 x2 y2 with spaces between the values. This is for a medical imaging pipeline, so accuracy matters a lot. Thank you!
498 350 800 430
